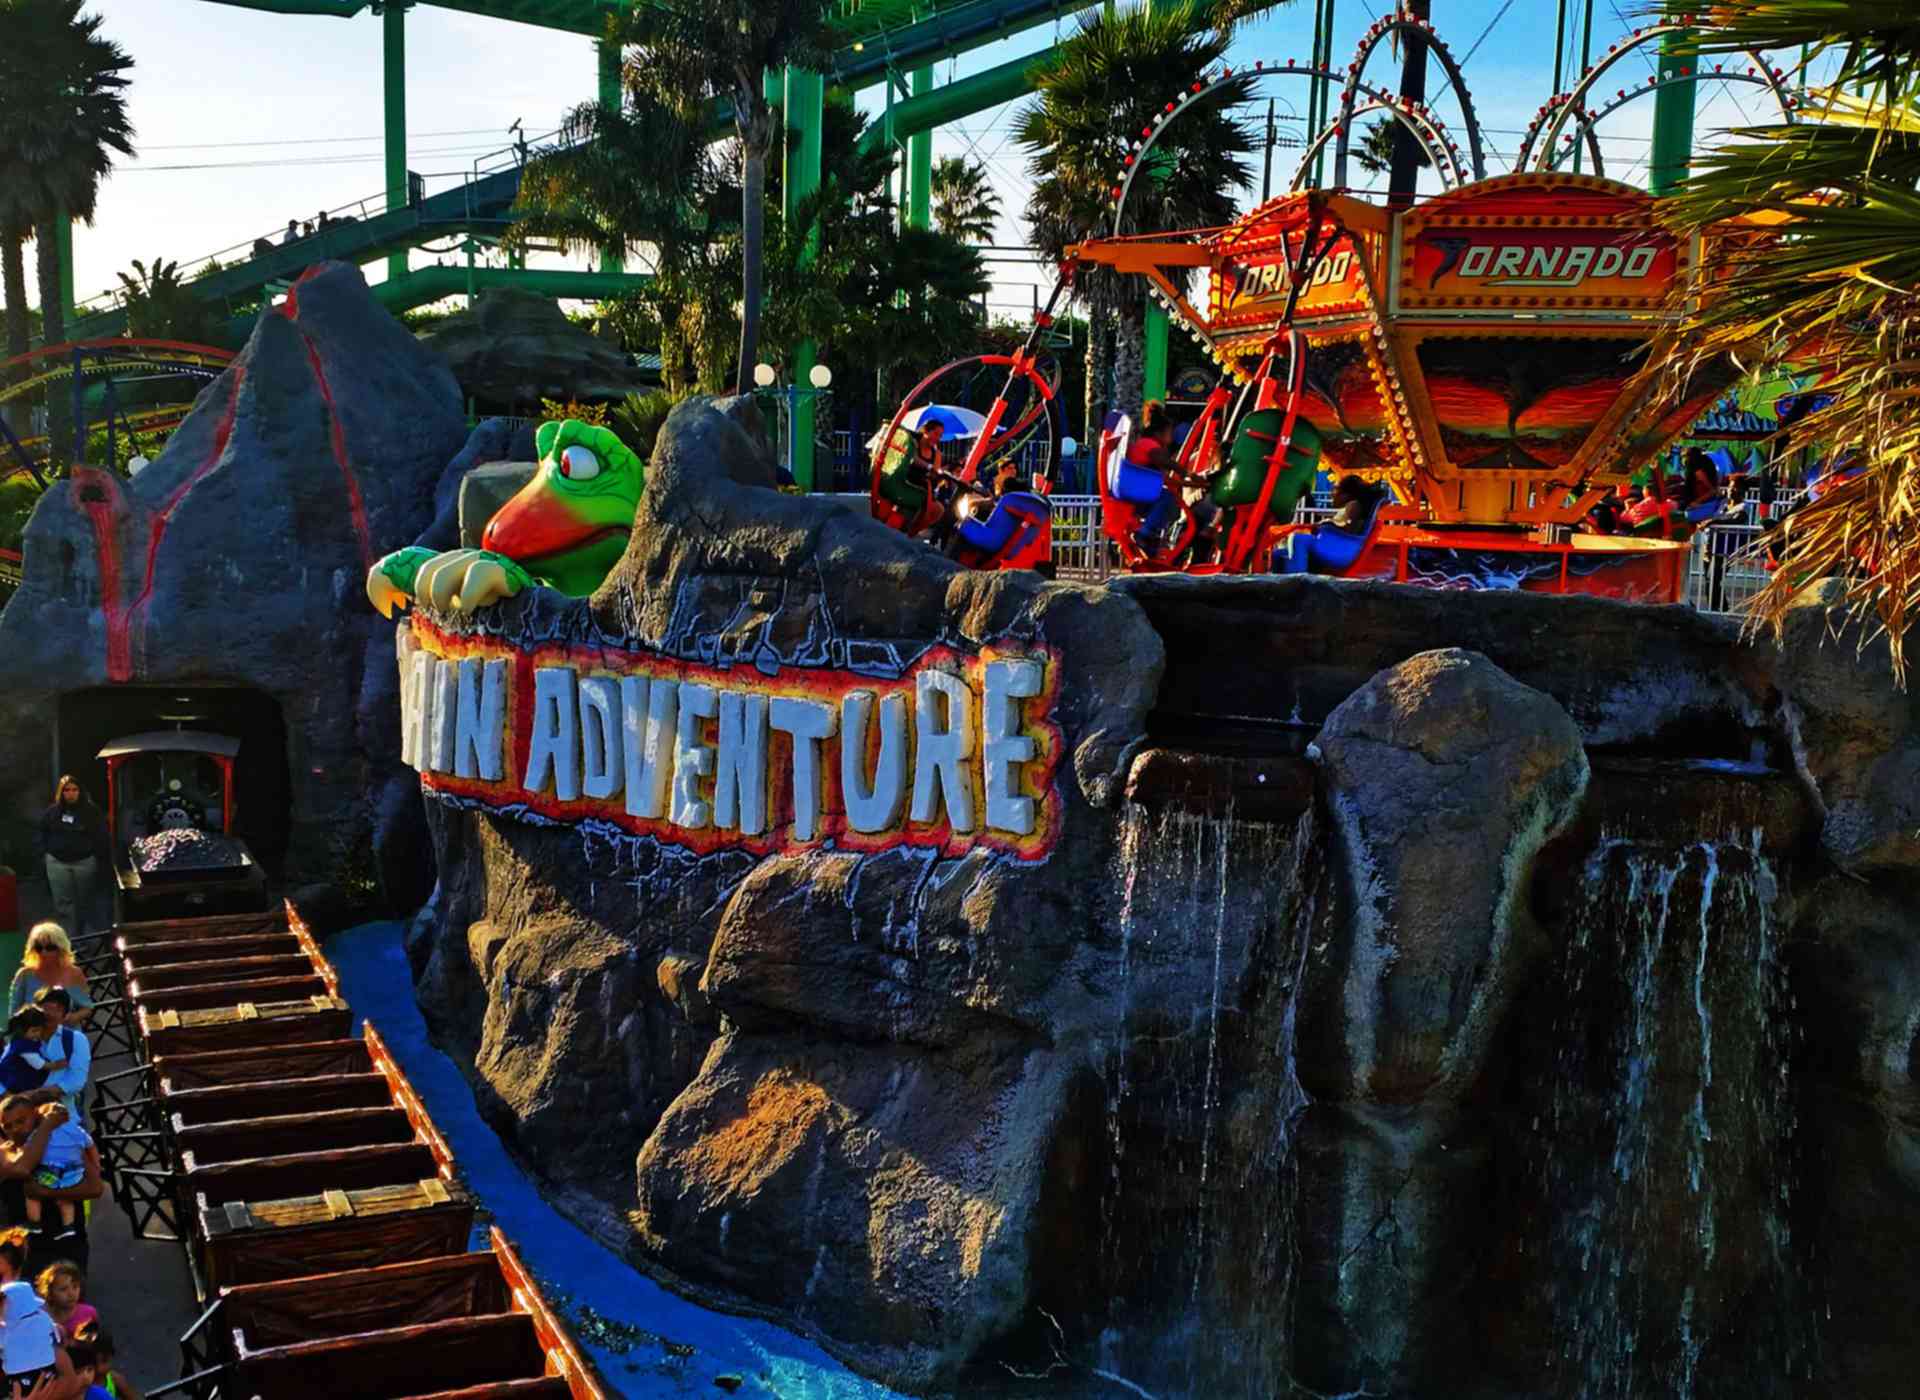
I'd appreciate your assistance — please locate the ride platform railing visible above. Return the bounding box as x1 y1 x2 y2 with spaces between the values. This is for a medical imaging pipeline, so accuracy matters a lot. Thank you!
1041 492 1789 619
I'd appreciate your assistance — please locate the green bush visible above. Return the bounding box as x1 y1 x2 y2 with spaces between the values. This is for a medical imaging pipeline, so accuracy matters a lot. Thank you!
611 389 682 462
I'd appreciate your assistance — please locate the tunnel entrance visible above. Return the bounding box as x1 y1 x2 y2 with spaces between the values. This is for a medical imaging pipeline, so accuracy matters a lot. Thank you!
56 686 292 873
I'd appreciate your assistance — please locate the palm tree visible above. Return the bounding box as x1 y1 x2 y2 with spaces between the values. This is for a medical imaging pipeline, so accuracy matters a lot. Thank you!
1648 1 1920 677
931 155 1002 243
1354 115 1429 180
602 0 834 395
1014 0 1265 438
0 0 134 356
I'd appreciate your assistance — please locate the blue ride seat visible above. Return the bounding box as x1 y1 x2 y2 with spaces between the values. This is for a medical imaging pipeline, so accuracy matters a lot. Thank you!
1278 495 1385 575
1103 417 1167 507
958 492 1049 553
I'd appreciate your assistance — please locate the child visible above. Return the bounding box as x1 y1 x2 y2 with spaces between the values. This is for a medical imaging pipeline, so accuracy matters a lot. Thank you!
73 1327 139 1400
21 1089 92 1239
61 1335 106 1400
34 1262 95 1343
0 1228 59 1391
0 1009 63 1095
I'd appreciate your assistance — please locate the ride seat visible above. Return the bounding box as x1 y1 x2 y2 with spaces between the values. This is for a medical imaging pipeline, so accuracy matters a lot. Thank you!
877 432 931 514
958 492 1050 554
1213 410 1322 523
1279 494 1387 575
1104 416 1166 507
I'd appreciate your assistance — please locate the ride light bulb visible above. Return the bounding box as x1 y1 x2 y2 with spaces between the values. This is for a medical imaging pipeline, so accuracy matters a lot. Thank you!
753 363 777 388
810 364 833 389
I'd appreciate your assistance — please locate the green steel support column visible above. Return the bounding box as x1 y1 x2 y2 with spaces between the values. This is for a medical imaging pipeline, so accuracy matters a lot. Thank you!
906 67 932 230
1309 0 1336 188
598 39 623 273
383 1 408 283
54 214 74 324
784 66 824 491
1140 0 1169 400
1648 27 1697 195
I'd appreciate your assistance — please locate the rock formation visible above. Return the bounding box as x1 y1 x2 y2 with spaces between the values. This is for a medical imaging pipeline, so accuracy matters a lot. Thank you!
0 261 470 896
398 403 1920 1398
418 289 653 413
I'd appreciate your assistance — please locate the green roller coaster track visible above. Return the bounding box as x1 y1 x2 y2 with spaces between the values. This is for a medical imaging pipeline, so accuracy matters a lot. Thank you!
66 0 1086 346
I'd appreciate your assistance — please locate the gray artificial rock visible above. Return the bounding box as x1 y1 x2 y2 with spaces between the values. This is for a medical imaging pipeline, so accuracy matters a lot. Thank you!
1775 578 1920 873
1298 648 1587 1393
0 260 467 889
418 288 653 410
457 460 539 549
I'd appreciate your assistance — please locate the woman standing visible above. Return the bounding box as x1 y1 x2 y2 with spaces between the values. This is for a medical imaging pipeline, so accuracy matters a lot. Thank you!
7 931 92 1029
32 780 107 942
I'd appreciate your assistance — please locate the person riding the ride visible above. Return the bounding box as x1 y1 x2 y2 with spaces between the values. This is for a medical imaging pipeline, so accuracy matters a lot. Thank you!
1131 400 1217 553
1279 474 1385 574
943 459 1023 560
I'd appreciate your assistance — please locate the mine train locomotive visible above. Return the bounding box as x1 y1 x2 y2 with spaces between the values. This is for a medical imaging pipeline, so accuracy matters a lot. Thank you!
98 729 268 922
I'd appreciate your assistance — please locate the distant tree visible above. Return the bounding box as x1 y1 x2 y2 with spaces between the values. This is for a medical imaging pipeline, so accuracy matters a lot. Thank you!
1015 0 1263 436
0 0 135 353
1353 115 1430 179
115 256 214 343
930 155 1003 243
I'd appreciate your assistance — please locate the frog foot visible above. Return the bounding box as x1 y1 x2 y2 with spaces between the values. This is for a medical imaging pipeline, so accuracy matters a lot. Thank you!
366 546 436 618
366 547 533 617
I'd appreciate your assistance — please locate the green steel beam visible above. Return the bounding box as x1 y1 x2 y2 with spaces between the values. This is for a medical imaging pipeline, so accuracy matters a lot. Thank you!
906 66 932 231
384 2 408 282
1648 27 1697 196
856 48 1051 156
784 66 825 491
368 264 644 312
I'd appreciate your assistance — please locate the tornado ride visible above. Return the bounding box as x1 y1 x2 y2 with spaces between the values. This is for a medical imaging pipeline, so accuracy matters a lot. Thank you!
868 9 1789 599
1071 173 1759 599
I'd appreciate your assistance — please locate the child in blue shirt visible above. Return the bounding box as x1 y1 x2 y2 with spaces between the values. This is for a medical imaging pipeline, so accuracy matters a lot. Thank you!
0 1008 65 1095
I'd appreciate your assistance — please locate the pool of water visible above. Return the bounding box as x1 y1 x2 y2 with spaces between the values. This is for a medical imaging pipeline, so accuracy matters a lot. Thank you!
327 921 904 1400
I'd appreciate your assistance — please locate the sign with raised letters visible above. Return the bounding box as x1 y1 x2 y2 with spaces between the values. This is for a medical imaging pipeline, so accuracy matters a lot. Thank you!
399 618 1063 860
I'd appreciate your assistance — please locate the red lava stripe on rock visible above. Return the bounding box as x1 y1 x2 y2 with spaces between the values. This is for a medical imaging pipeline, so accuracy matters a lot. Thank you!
277 270 374 570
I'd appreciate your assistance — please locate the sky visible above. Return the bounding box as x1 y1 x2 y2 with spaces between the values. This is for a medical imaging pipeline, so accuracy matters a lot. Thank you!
59 0 1805 321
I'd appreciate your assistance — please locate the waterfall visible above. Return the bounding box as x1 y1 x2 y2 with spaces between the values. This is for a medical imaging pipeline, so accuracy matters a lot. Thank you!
1541 831 1805 1400
1085 802 1320 1398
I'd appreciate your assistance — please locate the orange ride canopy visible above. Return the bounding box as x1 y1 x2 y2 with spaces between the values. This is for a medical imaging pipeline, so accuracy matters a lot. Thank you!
1067 173 1755 528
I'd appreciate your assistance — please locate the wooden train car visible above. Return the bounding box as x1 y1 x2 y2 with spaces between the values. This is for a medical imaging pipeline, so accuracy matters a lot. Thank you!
94 903 608 1398
182 1230 604 1399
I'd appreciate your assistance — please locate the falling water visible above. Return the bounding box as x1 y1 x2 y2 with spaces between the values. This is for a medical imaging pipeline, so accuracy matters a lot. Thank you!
1541 830 1805 1400
1084 802 1320 1398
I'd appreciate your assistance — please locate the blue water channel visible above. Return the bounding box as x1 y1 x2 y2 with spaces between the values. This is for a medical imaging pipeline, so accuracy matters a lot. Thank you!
327 921 904 1400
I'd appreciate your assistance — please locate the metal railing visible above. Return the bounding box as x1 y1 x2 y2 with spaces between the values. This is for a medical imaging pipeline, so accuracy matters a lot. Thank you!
74 121 575 319
1037 493 1784 617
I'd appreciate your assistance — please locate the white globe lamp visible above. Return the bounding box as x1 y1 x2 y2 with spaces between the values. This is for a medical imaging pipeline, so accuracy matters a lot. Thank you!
753 362 778 389
809 364 833 390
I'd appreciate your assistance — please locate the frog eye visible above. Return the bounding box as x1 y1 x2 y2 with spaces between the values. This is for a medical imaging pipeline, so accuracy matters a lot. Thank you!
558 444 602 480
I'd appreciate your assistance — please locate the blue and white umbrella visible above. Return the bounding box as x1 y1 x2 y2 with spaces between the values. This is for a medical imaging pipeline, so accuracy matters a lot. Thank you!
867 404 990 459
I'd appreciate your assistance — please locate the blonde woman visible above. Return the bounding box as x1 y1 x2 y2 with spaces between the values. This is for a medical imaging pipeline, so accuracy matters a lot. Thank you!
6 930 91 1028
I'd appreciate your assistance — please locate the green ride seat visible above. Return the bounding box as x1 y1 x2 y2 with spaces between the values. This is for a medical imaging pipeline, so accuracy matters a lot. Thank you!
876 432 931 515
1213 410 1322 524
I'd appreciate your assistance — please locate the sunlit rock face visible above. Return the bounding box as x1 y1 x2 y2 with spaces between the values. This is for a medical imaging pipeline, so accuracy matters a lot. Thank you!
409 398 1920 1397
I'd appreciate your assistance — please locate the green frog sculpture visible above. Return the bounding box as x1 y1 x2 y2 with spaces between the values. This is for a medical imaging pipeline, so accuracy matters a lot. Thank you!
366 418 644 617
